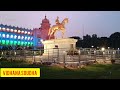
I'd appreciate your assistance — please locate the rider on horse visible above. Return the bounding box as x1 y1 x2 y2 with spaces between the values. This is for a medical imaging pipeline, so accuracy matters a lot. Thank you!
55 16 60 25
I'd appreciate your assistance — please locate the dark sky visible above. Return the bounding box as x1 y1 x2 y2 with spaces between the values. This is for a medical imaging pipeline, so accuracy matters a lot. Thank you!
0 11 120 38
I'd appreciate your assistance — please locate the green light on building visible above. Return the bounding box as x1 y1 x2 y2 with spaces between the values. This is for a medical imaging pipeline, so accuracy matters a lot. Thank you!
21 42 24 46
14 41 17 45
6 40 9 45
2 40 5 45
18 41 20 45
10 41 13 45
25 42 27 46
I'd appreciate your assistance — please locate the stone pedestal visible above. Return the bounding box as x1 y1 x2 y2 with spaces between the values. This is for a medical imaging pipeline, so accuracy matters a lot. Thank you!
41 38 78 61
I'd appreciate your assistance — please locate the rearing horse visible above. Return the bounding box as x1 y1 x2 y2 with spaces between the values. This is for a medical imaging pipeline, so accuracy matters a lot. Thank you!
48 18 68 39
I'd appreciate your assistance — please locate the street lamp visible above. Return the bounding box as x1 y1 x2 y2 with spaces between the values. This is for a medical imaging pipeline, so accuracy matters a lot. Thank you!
101 47 105 51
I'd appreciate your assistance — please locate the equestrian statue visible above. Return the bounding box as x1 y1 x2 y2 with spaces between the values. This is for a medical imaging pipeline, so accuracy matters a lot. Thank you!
48 16 68 39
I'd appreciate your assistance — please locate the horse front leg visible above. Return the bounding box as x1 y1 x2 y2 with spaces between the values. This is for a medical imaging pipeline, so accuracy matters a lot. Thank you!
61 29 65 38
49 30 54 39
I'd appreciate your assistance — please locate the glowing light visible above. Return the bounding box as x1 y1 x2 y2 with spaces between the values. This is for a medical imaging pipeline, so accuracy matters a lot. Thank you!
28 37 30 40
28 32 30 34
0 27 1 30
118 48 119 50
14 29 17 32
14 35 17 39
2 28 5 30
18 36 20 39
21 36 24 39
2 34 5 38
11 29 13 32
21 31 24 33
18 30 21 33
21 42 24 45
25 31 27 34
25 36 27 40
101 47 105 51
6 34 9 38
10 41 13 45
10 35 13 38
18 41 20 45
14 41 17 45
7 28 9 31
31 37 33 40
91 46 94 48
2 40 5 45
6 40 9 45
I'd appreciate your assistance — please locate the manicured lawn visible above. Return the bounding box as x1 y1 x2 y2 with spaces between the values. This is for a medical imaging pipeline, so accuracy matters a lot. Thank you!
0 59 120 79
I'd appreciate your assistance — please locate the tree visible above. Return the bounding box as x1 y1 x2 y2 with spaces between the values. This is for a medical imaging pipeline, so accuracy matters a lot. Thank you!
109 32 120 49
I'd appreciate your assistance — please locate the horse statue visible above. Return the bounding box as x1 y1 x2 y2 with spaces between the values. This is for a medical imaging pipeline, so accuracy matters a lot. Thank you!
48 17 68 39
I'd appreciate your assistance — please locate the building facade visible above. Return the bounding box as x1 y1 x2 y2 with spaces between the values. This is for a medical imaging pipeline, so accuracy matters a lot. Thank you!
0 24 33 50
0 16 55 50
33 16 55 49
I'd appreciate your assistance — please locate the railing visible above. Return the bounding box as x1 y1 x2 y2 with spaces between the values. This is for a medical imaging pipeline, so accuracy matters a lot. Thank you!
0 48 120 64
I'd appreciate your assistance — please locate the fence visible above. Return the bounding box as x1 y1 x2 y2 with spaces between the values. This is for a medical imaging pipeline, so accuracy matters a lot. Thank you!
0 48 120 64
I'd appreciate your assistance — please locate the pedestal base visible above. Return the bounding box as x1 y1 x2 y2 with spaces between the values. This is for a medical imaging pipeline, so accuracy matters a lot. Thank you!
41 38 78 61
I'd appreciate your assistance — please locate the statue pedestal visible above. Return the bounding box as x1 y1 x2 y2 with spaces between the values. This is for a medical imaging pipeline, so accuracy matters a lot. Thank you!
41 38 78 61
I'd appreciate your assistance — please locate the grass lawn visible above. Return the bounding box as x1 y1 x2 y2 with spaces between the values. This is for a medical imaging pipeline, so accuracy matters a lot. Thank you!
0 59 120 79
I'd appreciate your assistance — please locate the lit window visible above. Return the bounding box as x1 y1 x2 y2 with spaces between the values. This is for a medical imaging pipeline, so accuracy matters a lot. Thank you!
2 34 5 38
28 37 30 40
7 28 9 31
10 35 13 38
22 31 24 33
21 36 24 39
14 29 17 32
18 36 20 39
2 28 5 30
28 32 30 34
14 35 17 39
11 29 13 32
31 37 33 40
18 30 21 33
2 28 5 31
6 34 9 38
25 31 27 34
25 36 27 40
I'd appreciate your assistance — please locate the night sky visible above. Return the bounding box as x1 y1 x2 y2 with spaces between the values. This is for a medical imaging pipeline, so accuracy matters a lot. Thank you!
0 11 120 38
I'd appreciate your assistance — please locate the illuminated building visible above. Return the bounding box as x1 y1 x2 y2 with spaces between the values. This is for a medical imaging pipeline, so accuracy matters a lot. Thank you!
33 15 55 49
0 24 33 49
0 15 55 50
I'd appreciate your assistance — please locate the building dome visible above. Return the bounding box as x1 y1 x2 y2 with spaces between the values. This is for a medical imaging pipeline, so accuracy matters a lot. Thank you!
42 15 49 23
